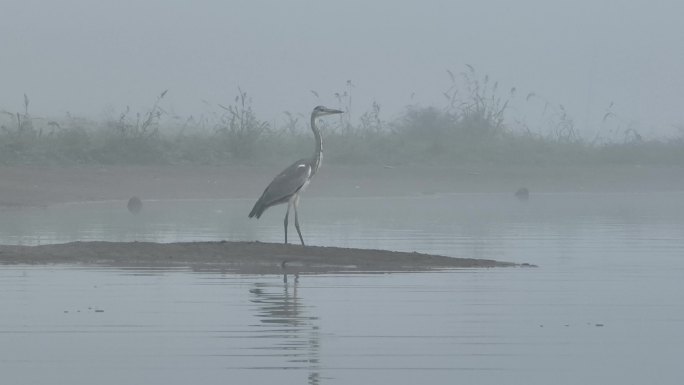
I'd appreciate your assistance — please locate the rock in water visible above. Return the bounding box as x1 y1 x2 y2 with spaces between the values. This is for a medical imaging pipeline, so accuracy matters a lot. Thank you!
127 196 143 214
515 187 529 201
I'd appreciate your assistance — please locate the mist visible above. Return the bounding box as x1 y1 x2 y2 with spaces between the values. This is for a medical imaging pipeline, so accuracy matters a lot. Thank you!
3 2 684 383
2 0 683 139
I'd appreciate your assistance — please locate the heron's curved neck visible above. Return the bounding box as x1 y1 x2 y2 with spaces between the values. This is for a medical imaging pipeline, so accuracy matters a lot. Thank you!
310 114 323 176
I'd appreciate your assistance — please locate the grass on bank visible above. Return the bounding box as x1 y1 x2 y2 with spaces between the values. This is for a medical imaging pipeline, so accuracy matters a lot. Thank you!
2 69 683 167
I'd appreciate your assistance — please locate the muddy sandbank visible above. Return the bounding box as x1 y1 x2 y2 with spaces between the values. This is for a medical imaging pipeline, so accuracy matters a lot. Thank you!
0 241 527 274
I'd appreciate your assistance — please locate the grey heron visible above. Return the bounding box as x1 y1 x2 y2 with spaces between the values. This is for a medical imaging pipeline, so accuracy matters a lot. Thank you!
249 105 343 245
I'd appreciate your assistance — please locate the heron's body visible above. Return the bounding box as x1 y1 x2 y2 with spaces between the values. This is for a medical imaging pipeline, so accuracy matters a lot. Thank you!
247 157 313 220
249 106 343 245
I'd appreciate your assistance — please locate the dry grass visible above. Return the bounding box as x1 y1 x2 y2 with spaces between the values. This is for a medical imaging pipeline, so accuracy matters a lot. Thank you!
1 71 682 167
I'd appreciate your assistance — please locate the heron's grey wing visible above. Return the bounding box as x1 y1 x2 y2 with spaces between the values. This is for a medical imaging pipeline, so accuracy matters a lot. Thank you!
249 159 311 218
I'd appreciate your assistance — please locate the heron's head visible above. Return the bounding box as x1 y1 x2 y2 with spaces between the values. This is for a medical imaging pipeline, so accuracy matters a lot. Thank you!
312 105 344 117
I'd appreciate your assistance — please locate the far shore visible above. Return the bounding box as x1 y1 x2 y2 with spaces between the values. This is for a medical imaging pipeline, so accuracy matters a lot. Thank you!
1 163 681 208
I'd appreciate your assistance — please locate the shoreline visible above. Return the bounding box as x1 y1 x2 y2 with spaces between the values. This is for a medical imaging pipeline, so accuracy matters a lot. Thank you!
1 164 682 208
1 163 678 272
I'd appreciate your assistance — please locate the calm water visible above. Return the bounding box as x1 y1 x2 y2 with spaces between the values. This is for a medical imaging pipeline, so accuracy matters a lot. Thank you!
1 193 683 384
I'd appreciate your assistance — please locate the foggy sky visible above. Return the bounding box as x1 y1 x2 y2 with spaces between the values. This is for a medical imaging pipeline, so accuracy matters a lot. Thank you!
2 0 683 138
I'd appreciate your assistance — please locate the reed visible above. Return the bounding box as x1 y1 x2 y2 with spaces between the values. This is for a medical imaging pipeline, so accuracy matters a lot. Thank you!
1 72 682 167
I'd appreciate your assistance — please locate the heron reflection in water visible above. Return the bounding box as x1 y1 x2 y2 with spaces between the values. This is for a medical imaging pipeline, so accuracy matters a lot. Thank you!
249 277 321 384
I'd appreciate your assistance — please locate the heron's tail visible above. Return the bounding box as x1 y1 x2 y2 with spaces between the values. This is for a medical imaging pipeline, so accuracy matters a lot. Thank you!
248 200 266 219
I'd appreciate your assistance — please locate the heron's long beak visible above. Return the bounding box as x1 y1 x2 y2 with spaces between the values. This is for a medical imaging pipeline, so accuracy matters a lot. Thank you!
325 108 344 115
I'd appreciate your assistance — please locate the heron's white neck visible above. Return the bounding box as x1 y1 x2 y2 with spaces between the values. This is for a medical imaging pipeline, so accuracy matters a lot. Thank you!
310 114 323 176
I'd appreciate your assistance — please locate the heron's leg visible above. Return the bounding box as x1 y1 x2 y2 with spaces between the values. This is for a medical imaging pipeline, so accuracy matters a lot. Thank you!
293 195 305 246
284 200 292 244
